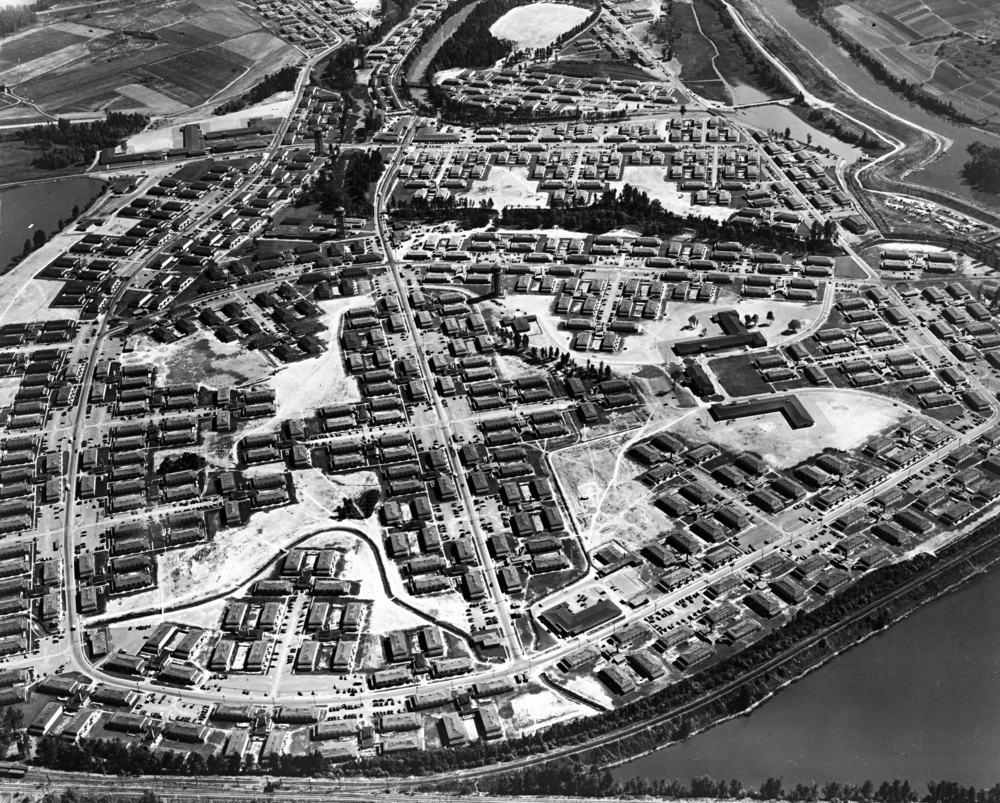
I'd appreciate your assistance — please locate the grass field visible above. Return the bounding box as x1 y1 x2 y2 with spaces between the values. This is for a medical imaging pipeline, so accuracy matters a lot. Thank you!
0 27 89 68
668 2 730 104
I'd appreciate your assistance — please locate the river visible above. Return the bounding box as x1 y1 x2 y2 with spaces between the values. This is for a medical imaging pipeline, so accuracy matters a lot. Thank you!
756 0 1000 207
0 177 105 271
614 563 1000 789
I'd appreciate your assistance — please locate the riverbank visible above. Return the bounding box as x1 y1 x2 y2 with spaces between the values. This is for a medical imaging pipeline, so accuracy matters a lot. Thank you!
611 535 1000 783
425 509 1000 785
723 0 1000 229
405 1 481 85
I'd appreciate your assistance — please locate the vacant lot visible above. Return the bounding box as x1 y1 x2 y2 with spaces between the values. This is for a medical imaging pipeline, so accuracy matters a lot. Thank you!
462 166 550 209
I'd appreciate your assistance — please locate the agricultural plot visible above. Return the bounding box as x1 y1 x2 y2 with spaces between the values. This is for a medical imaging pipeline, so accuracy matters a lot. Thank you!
0 27 90 68
830 0 1000 120
138 46 254 107
6 0 294 116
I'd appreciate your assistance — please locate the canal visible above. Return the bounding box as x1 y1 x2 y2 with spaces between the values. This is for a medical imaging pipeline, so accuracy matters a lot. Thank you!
614 563 1000 788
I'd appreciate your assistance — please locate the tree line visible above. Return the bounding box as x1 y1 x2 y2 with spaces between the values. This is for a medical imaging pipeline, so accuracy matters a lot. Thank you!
465 764 1000 802
214 65 300 116
8 112 148 169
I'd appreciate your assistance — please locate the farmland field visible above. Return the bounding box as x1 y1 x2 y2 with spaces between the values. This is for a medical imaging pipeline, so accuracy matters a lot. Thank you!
1 0 295 117
0 28 88 67
829 0 1000 123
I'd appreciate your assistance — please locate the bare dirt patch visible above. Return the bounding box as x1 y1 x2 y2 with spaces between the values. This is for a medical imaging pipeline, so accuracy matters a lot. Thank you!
489 3 592 49
670 389 907 469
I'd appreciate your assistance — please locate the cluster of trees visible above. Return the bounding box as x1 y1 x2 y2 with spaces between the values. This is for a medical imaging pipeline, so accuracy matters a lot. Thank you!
390 203 497 229
497 183 821 254
805 108 883 152
319 44 359 91
337 487 381 518
0 5 35 36
962 141 1000 195
647 0 795 98
428 0 535 73
789 0 974 124
494 328 614 376
213 65 299 116
158 452 202 474
12 112 148 169
807 218 839 249
299 149 384 214
397 0 512 87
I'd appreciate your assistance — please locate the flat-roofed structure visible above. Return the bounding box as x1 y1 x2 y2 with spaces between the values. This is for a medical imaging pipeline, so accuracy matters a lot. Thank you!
709 394 814 429
539 598 621 637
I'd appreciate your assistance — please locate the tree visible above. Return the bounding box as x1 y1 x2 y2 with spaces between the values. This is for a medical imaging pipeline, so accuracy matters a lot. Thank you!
783 127 791 139
788 318 802 332
687 314 698 329
760 777 785 800
766 310 775 324
33 229 46 249
21 239 31 257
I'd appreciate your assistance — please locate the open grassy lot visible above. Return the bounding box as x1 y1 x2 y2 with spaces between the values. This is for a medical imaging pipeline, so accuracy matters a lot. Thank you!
669 2 730 104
